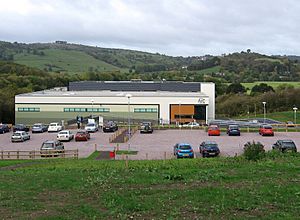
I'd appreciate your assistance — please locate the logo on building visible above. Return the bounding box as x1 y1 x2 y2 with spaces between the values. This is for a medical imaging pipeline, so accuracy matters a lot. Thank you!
198 98 207 104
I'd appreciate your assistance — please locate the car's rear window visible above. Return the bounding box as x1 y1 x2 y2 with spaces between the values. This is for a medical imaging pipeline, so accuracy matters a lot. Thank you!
209 127 219 130
59 131 68 134
13 133 21 136
50 123 57 126
179 144 192 150
87 123 95 126
77 131 86 134
282 141 296 148
41 143 54 149
205 144 218 148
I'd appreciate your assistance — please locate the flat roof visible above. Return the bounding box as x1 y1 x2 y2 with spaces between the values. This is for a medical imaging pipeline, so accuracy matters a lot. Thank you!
17 88 207 97
68 81 204 92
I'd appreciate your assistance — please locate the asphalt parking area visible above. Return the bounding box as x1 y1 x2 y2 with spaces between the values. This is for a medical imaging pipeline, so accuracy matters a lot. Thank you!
116 129 300 160
1 129 300 159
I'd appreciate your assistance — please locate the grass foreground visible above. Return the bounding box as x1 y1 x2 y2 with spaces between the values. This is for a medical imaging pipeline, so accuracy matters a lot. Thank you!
0 153 300 219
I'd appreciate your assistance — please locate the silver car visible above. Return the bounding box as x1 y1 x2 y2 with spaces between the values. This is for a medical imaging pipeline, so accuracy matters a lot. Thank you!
11 131 30 142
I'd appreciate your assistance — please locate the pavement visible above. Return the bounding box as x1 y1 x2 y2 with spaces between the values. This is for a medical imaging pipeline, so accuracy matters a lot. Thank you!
1 129 300 160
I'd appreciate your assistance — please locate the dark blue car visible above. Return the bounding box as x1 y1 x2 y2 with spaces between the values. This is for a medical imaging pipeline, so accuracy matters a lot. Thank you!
199 141 220 157
0 124 10 134
173 143 194 159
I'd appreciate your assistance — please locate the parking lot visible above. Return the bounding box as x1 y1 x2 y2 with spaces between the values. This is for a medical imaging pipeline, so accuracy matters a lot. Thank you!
1 129 300 160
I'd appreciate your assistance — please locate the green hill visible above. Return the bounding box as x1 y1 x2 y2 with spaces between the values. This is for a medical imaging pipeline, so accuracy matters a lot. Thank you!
14 48 122 74
1 153 299 219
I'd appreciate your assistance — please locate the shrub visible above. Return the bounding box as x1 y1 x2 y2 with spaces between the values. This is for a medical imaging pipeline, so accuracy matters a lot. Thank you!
243 141 265 161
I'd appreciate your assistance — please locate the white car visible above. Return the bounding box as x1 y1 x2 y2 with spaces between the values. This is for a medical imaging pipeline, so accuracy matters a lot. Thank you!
182 122 200 128
11 131 30 142
57 130 74 141
85 123 98 133
48 122 63 132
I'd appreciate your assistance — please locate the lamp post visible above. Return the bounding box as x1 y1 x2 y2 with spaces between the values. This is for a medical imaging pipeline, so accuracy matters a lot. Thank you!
91 99 94 119
262 102 266 123
126 94 132 142
293 107 298 125
179 101 181 129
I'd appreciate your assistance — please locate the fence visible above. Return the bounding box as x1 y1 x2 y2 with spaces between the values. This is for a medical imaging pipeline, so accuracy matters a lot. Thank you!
0 149 79 160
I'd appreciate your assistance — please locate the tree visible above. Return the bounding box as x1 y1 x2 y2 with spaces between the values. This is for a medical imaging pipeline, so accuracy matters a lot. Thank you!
226 83 246 94
251 83 274 95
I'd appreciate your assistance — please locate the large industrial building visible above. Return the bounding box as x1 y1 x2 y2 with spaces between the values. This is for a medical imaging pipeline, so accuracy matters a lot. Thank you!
15 81 215 125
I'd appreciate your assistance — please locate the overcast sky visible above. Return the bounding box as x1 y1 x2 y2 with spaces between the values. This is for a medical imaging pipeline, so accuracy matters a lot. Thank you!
1 0 300 56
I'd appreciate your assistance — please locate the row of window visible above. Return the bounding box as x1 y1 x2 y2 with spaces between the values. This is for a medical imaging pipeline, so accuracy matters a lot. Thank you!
64 108 110 112
134 108 158 113
18 107 158 113
18 107 40 112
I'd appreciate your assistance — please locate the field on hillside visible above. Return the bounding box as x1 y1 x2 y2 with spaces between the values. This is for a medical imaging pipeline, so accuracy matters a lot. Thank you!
1 153 300 219
199 65 220 74
241 81 300 91
14 49 122 73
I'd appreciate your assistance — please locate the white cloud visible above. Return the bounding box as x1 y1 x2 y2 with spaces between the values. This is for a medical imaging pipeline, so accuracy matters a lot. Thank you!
0 0 300 56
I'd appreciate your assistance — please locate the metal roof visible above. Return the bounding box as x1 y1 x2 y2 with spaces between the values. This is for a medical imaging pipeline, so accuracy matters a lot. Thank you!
68 81 202 92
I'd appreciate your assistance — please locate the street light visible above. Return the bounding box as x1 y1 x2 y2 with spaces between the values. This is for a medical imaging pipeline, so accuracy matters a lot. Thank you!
293 107 298 124
262 102 266 123
126 94 132 141
91 99 94 119
179 101 181 128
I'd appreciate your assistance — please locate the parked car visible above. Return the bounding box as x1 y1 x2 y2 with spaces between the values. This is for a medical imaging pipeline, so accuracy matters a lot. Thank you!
48 122 63 132
57 130 74 141
140 122 153 134
173 143 194 158
13 124 30 132
0 124 10 134
286 121 295 127
40 140 65 157
227 125 240 136
85 123 98 133
259 124 274 136
208 125 220 136
103 121 118 132
272 140 297 152
199 141 220 157
182 121 200 128
75 130 90 141
11 131 30 142
32 123 48 133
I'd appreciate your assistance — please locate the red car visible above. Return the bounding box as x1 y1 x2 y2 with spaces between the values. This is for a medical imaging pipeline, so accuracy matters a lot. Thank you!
75 130 90 141
259 125 274 136
208 125 221 136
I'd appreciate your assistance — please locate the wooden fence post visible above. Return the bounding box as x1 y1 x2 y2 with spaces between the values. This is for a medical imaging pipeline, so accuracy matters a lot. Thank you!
8 152 10 159
1 150 3 160
164 151 167 160
125 155 128 169
146 153 148 160
94 144 97 152
17 150 19 159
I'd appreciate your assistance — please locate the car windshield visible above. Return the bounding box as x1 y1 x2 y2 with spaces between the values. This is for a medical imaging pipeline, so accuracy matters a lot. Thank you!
282 141 296 148
59 131 68 134
33 124 42 127
229 126 238 129
13 133 21 136
50 123 57 126
205 144 218 148
179 144 192 150
210 126 219 130
77 131 86 134
41 143 54 149
87 123 95 127
264 126 272 129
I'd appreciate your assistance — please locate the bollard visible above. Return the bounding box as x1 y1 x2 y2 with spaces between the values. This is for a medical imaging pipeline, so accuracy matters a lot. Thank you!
94 144 97 152
116 144 119 151
146 153 148 160
164 151 167 160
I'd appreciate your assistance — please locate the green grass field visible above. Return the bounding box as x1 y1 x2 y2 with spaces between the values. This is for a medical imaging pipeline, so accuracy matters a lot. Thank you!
199 65 220 74
241 81 300 91
14 49 122 74
1 153 300 219
235 111 300 123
